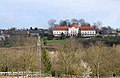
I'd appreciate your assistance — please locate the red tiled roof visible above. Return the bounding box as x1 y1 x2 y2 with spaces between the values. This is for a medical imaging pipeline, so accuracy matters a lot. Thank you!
53 26 69 30
79 26 94 30
53 25 95 30
70 24 79 28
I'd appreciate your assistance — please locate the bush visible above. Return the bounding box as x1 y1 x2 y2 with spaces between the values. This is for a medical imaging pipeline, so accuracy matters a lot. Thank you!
60 33 66 40
47 34 54 40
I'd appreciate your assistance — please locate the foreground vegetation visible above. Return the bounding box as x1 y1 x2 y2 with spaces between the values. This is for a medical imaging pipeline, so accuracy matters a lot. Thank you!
0 36 120 77
0 76 39 78
0 76 54 78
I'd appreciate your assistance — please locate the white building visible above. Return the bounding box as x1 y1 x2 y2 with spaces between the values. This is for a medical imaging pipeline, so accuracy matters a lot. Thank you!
53 24 96 37
68 27 79 36
80 26 96 37
53 26 68 36
68 24 79 36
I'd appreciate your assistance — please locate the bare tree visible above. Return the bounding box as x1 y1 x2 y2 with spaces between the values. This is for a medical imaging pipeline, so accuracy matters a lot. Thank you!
79 19 86 26
93 21 103 29
71 19 78 24
48 19 56 28
82 42 116 78
59 19 70 26
48 19 56 34
111 45 120 76
55 38 85 77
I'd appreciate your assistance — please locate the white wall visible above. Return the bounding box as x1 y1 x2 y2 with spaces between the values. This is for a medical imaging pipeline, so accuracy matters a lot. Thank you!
68 27 79 36
81 30 96 37
53 30 68 36
53 27 96 37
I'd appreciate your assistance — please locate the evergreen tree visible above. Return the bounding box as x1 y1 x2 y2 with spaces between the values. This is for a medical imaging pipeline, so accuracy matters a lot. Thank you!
42 49 52 74
60 33 66 39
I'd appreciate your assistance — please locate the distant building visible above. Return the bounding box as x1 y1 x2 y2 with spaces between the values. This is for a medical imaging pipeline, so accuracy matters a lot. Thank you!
80 26 96 37
53 26 69 36
53 24 96 37
116 29 120 36
0 30 10 40
68 24 79 36
29 29 49 36
0 28 49 39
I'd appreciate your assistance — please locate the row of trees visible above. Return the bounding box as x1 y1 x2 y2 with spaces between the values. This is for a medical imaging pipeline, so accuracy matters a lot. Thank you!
0 47 40 72
48 19 105 29
48 19 92 27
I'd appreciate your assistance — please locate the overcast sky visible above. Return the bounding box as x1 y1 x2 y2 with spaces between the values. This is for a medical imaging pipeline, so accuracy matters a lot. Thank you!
0 0 120 29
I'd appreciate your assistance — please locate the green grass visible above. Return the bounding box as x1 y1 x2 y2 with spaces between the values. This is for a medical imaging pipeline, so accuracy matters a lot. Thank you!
47 38 89 45
47 39 67 45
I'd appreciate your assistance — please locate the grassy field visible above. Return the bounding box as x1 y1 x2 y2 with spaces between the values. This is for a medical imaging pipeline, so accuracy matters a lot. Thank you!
47 38 88 45
47 39 68 45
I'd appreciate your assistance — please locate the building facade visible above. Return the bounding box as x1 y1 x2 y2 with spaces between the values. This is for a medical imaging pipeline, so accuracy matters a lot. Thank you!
53 26 69 36
53 24 96 37
80 26 96 37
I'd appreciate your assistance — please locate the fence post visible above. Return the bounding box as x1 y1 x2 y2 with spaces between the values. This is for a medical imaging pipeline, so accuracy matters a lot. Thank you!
37 36 42 77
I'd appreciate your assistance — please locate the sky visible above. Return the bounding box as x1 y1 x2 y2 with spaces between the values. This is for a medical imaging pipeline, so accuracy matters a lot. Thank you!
0 0 120 29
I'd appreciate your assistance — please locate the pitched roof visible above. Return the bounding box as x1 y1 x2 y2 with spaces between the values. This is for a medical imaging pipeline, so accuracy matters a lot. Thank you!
79 26 94 30
53 25 95 30
70 24 79 28
53 26 69 30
